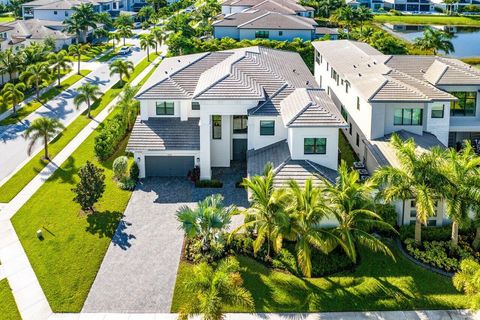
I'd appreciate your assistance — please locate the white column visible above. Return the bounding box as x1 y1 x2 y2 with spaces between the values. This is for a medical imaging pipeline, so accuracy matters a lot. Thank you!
180 101 188 121
199 113 212 180
140 101 149 121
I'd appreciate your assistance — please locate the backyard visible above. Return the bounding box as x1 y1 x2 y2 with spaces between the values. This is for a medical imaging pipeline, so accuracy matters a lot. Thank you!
373 14 480 26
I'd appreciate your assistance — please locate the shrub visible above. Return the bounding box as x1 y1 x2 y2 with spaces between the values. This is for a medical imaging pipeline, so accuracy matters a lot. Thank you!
195 179 223 188
130 161 140 181
72 161 106 212
185 237 227 263
113 156 128 180
399 224 474 242
118 177 136 190
94 114 127 161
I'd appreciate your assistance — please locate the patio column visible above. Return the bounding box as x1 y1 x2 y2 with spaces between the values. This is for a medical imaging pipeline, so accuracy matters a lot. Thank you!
199 113 212 180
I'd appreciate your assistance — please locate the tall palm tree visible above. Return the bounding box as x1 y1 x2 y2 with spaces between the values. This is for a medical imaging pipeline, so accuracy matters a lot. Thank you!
452 258 480 310
0 48 22 82
117 84 139 131
68 3 98 43
373 133 444 244
140 33 156 61
21 62 51 100
48 50 70 87
23 117 65 159
68 44 89 75
117 25 133 46
176 194 234 253
108 31 121 50
63 16 84 44
414 26 455 55
332 6 358 37
232 164 288 259
1 82 26 114
73 82 102 118
315 0 343 18
356 6 373 32
322 162 396 264
441 142 480 246
138 5 155 22
21 42 48 66
109 59 134 85
151 26 165 55
114 12 134 29
178 257 254 320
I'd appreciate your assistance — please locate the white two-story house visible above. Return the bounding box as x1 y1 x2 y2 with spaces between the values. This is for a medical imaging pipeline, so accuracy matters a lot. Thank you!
312 40 480 226
127 46 347 188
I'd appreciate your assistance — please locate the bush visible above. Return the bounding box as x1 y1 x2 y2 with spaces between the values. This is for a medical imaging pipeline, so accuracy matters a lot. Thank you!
185 237 227 263
399 224 474 242
94 115 127 161
118 177 136 190
113 156 128 180
130 161 140 181
462 57 480 66
195 179 223 188
72 161 106 212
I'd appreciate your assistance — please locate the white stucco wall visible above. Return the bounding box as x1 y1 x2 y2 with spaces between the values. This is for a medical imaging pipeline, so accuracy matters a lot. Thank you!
247 116 288 150
238 29 313 41
34 9 74 21
440 85 480 132
213 26 239 40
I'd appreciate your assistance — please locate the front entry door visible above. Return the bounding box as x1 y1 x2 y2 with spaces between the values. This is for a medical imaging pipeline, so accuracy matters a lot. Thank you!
232 139 247 161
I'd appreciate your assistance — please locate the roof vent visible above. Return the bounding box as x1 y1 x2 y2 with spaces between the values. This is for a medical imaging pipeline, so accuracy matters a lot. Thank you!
358 73 362 77
353 65 357 68
292 69 296 73
177 59 180 62
164 71 168 74
373 61 377 65
367 64 371 67
420 69 425 73
306 81 309 86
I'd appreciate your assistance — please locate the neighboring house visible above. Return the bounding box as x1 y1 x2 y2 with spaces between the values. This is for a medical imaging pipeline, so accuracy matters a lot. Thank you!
212 10 322 41
430 0 480 12
127 46 347 195
346 0 385 10
221 0 314 17
312 39 480 226
382 0 433 12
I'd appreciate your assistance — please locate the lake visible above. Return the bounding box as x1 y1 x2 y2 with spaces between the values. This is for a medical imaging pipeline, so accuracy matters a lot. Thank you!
384 24 480 58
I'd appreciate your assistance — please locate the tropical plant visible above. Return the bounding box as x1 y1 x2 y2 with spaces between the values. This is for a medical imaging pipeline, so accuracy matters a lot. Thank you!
23 117 65 159
147 0 168 12
73 82 102 118
332 6 358 37
0 48 22 82
48 50 70 87
414 26 455 55
68 44 89 75
453 258 480 309
178 257 254 320
117 84 139 130
72 161 106 212
114 12 134 29
138 5 155 22
108 31 121 50
139 33 156 61
20 62 51 100
117 25 134 46
109 59 134 85
301 0 343 17
64 3 98 43
373 133 444 244
43 36 57 51
21 42 48 66
93 27 109 42
1 82 25 114
356 6 373 31
113 155 129 179
63 16 84 44
151 26 165 55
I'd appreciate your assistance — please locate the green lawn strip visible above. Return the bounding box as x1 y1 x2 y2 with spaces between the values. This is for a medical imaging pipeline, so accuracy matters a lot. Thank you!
171 244 466 313
0 279 21 320
339 131 358 168
0 70 91 126
0 54 155 203
0 16 14 23
373 14 480 26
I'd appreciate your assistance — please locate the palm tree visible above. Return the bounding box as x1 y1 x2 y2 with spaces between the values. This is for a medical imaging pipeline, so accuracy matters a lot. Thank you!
373 133 444 244
23 117 65 159
108 31 121 50
414 26 455 55
68 44 88 75
93 27 109 43
73 82 102 118
315 0 343 18
21 62 51 100
178 257 254 320
151 26 165 55
138 5 155 22
322 162 396 264
67 3 98 43
443 0 458 15
117 84 139 131
332 6 358 37
1 82 26 114
114 12 134 29
0 48 22 82
452 258 480 310
117 25 133 46
48 50 70 87
21 42 47 66
441 142 480 246
109 59 134 85
139 33 156 61
63 16 84 44
231 163 287 259
176 194 234 253
356 6 373 32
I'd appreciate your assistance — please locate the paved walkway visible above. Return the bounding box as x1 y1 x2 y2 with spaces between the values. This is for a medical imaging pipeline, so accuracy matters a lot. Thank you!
0 54 163 320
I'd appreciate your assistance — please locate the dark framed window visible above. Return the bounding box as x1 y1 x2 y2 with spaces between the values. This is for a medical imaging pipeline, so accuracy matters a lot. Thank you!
191 102 200 110
349 122 352 135
54 10 57 14
431 104 444 118
356 133 360 146
450 92 477 117
394 108 423 125
212 115 222 139
156 101 174 115
340 105 348 121
233 115 248 134
304 138 327 154
356 97 360 110
255 30 269 39
260 120 274 136
278 30 283 36
345 81 350 93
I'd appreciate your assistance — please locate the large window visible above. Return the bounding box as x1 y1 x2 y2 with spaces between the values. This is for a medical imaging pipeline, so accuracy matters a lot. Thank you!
304 138 327 154
212 115 222 139
394 108 423 125
260 120 274 136
156 101 174 115
431 104 444 118
191 102 200 110
233 115 248 134
255 31 269 39
450 92 477 116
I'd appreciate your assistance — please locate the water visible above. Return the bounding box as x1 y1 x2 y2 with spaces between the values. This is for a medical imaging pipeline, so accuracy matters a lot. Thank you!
384 24 480 58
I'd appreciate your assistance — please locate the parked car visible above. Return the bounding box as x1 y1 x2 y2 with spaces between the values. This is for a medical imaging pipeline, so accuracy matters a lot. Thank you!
184 6 194 13
133 22 142 29
118 46 131 55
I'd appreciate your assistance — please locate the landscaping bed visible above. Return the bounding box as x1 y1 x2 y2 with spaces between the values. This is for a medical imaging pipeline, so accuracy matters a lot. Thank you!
0 279 21 320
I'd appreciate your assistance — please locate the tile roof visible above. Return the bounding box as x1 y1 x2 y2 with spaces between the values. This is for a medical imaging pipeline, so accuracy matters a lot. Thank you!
1 19 72 41
222 0 313 12
236 10 316 30
126 117 200 152
23 0 106 9
315 27 339 35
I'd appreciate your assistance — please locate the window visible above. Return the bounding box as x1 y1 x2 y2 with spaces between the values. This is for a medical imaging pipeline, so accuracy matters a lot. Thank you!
191 101 200 110
349 122 352 135
65 11 68 16
278 30 283 36
255 31 269 39
304 138 327 154
356 97 360 110
260 120 274 136
212 115 222 139
427 220 437 227
156 101 174 115
431 104 444 118
410 200 417 218
356 133 360 146
326 62 329 71
394 108 423 125
233 115 248 134
450 92 477 116
345 81 350 93
340 105 348 121
54 10 57 14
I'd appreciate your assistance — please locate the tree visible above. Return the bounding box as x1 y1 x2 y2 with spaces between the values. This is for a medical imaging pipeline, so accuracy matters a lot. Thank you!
23 117 65 159
231 163 287 259
176 194 234 253
140 33 156 61
453 259 480 309
48 50 70 87
117 25 134 46
117 84 139 131
108 31 121 50
165 14 195 38
109 59 134 85
21 62 51 100
21 42 48 66
1 82 25 114
93 27 109 42
178 257 254 320
68 44 89 75
114 13 134 29
43 36 57 52
66 3 98 43
322 162 396 264
113 156 129 179
147 0 167 12
151 26 165 55
138 5 155 22
63 16 85 44
332 6 358 37
414 26 455 55
72 161 106 212
373 133 444 244
74 82 102 118
0 48 22 82
356 6 373 31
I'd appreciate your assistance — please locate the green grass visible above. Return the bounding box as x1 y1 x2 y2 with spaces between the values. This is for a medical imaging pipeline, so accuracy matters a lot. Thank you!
0 16 14 23
0 54 157 203
171 244 467 312
0 279 21 320
339 131 358 168
0 70 91 126
373 14 480 26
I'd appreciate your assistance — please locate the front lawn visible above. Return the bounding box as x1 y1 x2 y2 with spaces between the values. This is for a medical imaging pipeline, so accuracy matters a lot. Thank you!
171 244 466 312
373 14 480 26
0 279 21 320
0 16 14 23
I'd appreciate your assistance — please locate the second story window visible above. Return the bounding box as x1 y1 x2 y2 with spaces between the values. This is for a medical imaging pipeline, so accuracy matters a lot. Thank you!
431 104 444 118
356 97 360 110
345 81 350 93
394 108 423 126
450 92 477 117
340 105 348 121
156 101 174 115
191 102 200 110
260 120 274 136
304 138 327 154
255 31 269 39
212 115 222 139
233 115 248 134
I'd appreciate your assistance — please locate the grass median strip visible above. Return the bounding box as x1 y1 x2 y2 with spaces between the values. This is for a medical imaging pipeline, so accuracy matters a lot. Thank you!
373 14 480 26
0 279 21 320
0 54 157 203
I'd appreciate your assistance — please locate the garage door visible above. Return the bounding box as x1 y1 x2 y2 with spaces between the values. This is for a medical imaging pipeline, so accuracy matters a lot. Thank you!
144 156 194 177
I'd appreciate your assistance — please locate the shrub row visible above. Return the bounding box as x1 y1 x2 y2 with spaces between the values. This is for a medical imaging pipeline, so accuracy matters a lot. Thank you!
94 114 127 161
195 179 223 188
399 224 474 242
